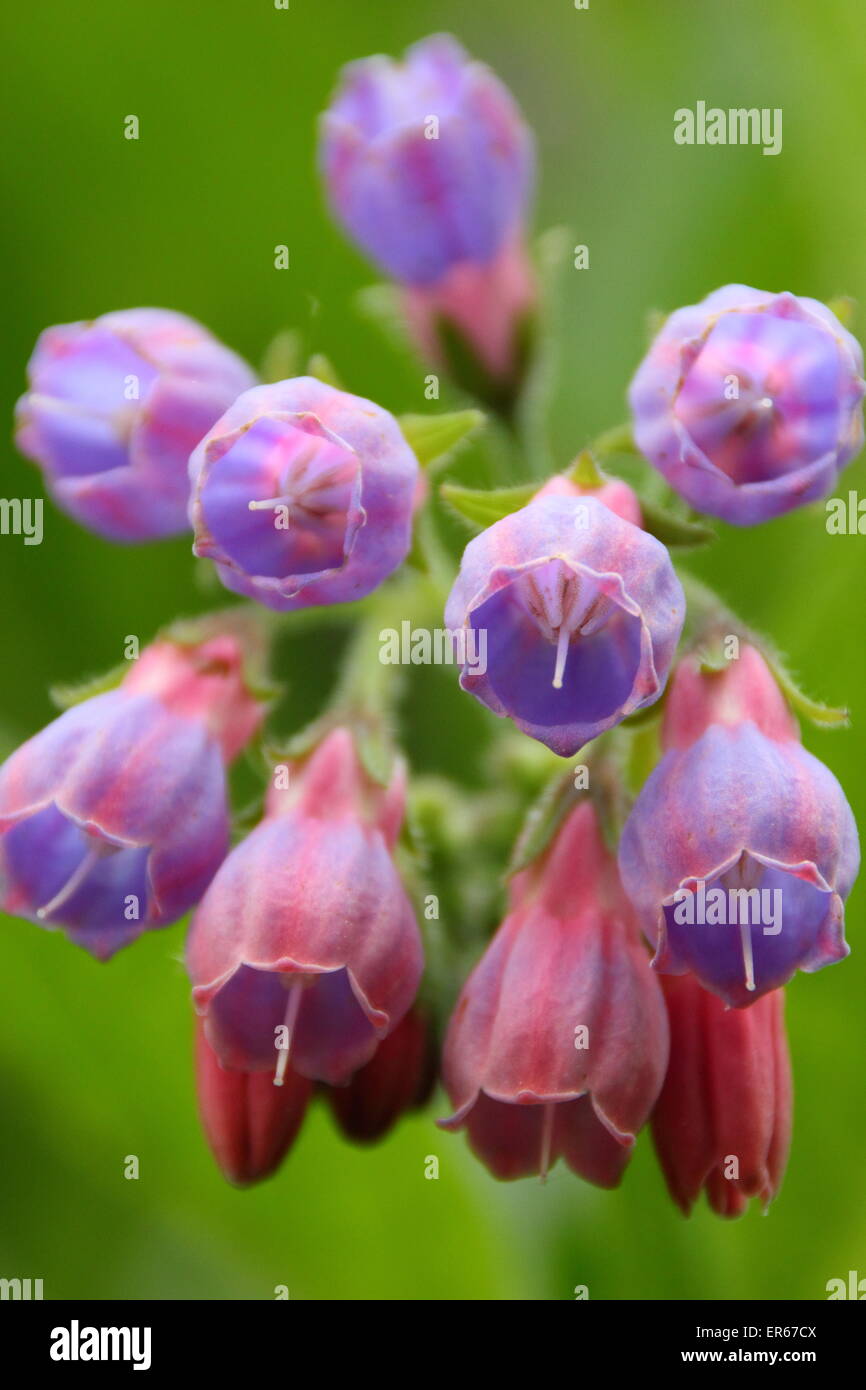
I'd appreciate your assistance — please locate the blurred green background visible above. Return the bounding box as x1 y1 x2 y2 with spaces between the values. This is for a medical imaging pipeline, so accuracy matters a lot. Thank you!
1 0 865 1300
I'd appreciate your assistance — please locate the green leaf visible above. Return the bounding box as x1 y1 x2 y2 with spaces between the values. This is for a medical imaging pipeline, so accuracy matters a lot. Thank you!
440 480 537 530
638 497 716 549
399 409 485 471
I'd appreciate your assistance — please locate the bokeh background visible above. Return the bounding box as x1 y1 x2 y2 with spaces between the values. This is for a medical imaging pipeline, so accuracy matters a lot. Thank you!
1 0 865 1300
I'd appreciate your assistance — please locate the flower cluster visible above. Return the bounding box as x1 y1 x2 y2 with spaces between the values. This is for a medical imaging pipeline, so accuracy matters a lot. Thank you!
5 33 860 1215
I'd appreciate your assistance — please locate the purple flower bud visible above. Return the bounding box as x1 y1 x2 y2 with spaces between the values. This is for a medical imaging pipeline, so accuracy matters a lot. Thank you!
189 377 419 611
619 647 860 1008
441 802 669 1184
0 633 267 959
186 730 424 1085
444 495 685 756
15 309 256 542
629 285 865 525
319 34 534 289
195 1018 312 1187
652 975 791 1217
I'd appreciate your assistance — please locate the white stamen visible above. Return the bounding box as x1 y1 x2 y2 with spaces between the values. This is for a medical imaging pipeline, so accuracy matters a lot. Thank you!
539 1102 556 1183
36 845 103 920
552 625 570 690
274 982 303 1087
740 917 756 993
248 496 288 512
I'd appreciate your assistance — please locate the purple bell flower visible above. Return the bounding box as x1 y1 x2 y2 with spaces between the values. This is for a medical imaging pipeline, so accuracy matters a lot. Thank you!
618 647 860 1007
443 495 685 756
0 632 267 960
629 285 865 525
15 308 256 542
319 33 534 289
189 377 420 611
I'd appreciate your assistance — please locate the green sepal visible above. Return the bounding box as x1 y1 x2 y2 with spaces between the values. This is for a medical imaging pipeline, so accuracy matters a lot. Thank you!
439 479 537 530
399 408 485 472
50 663 129 710
764 652 849 728
506 769 579 878
638 497 716 549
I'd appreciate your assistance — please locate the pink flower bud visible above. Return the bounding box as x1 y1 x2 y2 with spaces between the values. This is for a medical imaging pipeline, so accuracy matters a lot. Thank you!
326 1006 437 1144
651 974 792 1217
533 471 643 527
195 1019 311 1187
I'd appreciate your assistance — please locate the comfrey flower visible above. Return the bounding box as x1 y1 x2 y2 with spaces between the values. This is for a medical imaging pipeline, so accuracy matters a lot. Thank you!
186 729 424 1086
15 308 255 542
319 34 536 400
619 645 860 1008
629 285 865 525
652 975 791 1217
0 630 267 959
325 1006 437 1144
195 1019 312 1187
440 801 668 1184
444 494 685 756
189 377 419 611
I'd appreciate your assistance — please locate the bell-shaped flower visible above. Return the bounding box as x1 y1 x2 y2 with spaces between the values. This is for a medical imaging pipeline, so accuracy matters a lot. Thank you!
619 646 859 1007
629 285 865 525
0 630 267 959
186 729 424 1086
189 377 419 611
15 308 255 541
444 494 685 756
440 801 668 1184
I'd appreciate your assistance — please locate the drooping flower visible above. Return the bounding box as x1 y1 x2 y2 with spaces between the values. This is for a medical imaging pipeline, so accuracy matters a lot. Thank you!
444 494 685 756
189 377 419 611
651 974 792 1217
319 35 536 403
195 1019 312 1187
325 1006 437 1144
629 285 865 525
15 308 255 542
618 645 860 1007
186 729 423 1086
440 801 669 1184
0 629 268 959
